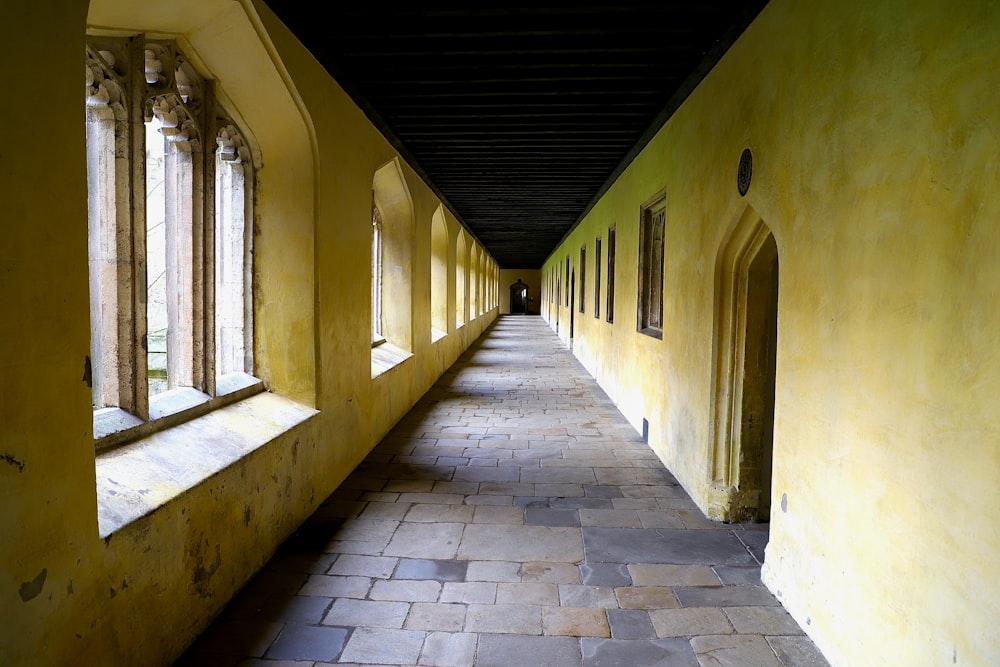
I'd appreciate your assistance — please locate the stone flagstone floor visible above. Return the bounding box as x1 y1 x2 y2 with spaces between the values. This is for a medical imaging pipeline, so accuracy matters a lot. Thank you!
175 315 829 667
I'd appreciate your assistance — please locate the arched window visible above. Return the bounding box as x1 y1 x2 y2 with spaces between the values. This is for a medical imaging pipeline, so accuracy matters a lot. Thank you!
371 158 414 354
431 207 448 338
456 231 467 326
86 36 258 442
371 198 384 342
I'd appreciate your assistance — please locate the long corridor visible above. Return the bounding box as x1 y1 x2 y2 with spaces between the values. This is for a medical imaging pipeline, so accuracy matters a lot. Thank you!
175 316 828 667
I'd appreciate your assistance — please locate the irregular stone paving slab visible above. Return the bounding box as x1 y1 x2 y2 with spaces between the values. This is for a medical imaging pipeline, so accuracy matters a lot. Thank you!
580 562 631 587
465 603 542 634
542 607 610 637
405 603 467 632
724 606 805 635
339 627 426 665
322 599 410 629
476 634 582 667
581 637 700 667
767 635 832 666
606 609 656 640
458 524 584 562
299 574 371 599
263 624 350 662
383 522 465 559
628 564 722 587
690 634 783 667
582 527 756 566
419 631 478 667
673 585 781 608
648 607 734 638
394 558 469 582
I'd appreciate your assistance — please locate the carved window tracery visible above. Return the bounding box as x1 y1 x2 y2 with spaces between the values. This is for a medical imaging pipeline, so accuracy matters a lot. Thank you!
85 34 257 447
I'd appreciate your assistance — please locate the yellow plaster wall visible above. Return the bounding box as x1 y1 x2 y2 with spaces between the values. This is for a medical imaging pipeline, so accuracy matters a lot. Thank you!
0 0 496 664
543 1 1000 665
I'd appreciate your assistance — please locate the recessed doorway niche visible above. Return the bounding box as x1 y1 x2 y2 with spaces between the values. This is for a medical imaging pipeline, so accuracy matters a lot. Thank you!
709 208 778 523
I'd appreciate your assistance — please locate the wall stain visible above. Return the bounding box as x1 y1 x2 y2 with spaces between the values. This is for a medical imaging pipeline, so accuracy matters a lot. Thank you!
18 568 46 602
2 453 26 473
190 539 223 599
82 355 93 388
243 505 252 527
66 580 74 596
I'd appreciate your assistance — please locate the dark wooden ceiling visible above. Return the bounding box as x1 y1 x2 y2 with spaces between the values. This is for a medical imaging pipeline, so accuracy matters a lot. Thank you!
262 2 768 268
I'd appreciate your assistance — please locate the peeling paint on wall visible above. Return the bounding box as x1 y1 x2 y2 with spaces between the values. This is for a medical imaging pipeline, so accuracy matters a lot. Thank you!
19 569 47 602
2 453 26 473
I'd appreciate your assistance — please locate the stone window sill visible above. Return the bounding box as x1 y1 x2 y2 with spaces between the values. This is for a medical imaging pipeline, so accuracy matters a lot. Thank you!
431 328 447 343
95 390 318 537
371 341 413 378
94 372 265 452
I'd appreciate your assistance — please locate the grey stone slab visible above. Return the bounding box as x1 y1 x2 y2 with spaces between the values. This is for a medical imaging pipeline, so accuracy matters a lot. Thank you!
690 634 783 667
452 466 520 483
264 624 349 662
673 585 780 608
648 608 734 637
406 603 468 632
419 631 478 667
515 495 551 506
725 606 804 635
558 585 619 608
526 507 582 527
327 555 398 579
767 636 831 667
579 563 631 587
404 503 475 523
466 560 522 582
300 575 371 599
395 558 469 582
712 566 762 585
458 524 584 562
520 467 597 484
256 594 333 624
606 609 656 640
322 599 410 629
465 604 542 634
550 497 614 510
582 528 755 566
476 634 582 667
441 581 497 603
735 527 770 564
383 522 465 559
369 579 442 602
581 637 699 667
339 627 426 665
360 502 410 521
628 564 722 587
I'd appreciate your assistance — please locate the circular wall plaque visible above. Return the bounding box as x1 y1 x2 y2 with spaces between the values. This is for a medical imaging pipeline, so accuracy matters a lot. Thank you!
737 148 753 196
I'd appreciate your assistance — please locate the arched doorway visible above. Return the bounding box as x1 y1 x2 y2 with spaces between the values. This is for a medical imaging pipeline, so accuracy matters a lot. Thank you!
510 279 528 314
710 209 778 523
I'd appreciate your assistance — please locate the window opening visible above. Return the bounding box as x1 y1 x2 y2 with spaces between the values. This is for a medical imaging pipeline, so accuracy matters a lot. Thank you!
606 227 616 323
594 238 602 319
637 194 665 338
372 198 384 342
86 35 258 445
